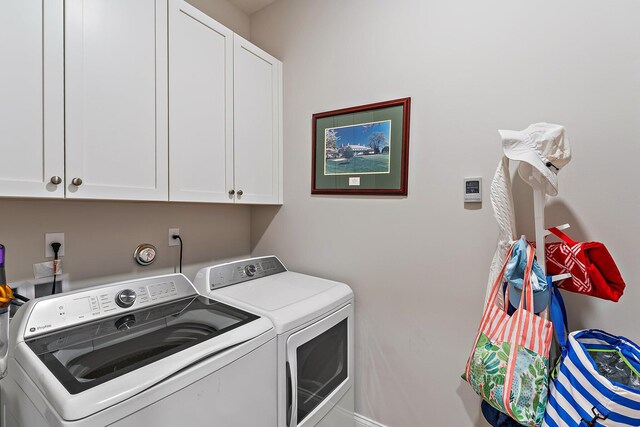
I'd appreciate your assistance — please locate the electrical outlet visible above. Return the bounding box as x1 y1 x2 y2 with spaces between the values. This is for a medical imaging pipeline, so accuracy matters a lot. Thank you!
169 228 180 247
45 232 65 257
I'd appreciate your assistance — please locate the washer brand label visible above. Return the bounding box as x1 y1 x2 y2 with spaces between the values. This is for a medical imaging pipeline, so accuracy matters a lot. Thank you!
29 324 52 333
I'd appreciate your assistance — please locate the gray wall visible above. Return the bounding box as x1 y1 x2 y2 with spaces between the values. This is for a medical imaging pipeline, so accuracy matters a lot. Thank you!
249 1 640 426
0 0 252 289
186 0 250 38
0 199 251 290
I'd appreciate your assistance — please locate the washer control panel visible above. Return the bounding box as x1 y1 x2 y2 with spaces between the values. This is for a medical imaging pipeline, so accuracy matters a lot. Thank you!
24 274 191 339
199 256 287 291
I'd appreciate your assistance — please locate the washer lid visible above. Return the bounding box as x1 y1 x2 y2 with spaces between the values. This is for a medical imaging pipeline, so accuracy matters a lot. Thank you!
210 271 353 333
25 295 260 396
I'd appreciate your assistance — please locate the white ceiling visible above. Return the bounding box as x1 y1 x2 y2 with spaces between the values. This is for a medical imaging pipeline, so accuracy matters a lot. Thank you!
228 0 277 14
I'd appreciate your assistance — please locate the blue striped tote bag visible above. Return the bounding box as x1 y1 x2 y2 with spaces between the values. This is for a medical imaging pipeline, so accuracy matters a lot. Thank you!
544 290 640 426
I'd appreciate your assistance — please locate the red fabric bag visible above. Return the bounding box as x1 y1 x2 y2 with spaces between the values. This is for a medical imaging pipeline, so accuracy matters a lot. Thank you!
545 227 626 301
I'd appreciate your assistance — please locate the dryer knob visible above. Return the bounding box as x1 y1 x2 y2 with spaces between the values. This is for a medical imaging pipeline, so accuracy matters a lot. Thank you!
115 289 137 308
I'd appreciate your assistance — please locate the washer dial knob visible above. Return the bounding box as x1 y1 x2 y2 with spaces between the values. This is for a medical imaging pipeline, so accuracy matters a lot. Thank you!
115 289 137 308
244 264 257 277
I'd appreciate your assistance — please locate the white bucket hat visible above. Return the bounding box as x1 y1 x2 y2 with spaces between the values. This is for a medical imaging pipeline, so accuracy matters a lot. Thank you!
499 123 571 196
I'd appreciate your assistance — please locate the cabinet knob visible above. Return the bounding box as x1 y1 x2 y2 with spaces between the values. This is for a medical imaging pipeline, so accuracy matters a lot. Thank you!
50 176 62 185
237 190 243 196
71 177 83 186
228 189 235 196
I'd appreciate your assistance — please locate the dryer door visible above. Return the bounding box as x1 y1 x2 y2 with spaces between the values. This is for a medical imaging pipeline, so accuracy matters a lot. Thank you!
286 304 353 427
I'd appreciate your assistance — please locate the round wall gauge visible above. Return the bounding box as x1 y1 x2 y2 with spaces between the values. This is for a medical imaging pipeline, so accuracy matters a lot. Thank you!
134 244 157 266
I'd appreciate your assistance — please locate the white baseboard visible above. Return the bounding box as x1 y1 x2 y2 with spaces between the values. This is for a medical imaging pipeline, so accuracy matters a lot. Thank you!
354 413 389 427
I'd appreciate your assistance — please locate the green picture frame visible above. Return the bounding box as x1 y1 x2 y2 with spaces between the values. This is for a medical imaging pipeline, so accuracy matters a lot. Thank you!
312 98 411 195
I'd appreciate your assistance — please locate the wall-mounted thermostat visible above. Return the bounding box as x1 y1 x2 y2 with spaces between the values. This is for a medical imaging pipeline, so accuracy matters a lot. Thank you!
464 177 482 203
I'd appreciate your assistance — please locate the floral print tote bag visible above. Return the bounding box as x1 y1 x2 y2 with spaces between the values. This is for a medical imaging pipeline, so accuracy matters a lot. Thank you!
464 243 554 426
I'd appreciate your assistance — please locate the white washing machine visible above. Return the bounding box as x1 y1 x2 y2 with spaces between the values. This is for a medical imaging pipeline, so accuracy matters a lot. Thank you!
194 256 354 427
0 273 277 427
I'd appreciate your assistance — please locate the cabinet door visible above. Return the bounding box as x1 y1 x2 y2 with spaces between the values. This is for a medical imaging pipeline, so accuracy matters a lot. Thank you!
0 0 64 198
168 0 234 203
233 35 283 205
65 0 168 201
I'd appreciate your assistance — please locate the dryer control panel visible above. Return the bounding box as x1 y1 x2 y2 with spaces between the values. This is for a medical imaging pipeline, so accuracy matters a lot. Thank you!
23 274 194 339
197 256 287 291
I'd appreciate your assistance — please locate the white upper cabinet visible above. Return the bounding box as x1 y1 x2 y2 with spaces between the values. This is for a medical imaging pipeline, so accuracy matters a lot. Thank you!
1 0 281 204
233 34 283 205
65 0 169 201
168 19 282 205
168 0 234 203
0 0 64 198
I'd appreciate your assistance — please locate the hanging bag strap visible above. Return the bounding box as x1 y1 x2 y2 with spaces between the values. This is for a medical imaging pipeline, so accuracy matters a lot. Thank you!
549 281 570 379
549 283 569 349
465 243 517 382
484 243 518 315
547 226 578 246
502 244 536 419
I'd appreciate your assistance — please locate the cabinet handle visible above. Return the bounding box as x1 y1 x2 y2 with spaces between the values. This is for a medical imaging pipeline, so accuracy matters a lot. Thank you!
228 189 235 196
236 190 243 196
50 176 62 185
71 177 83 186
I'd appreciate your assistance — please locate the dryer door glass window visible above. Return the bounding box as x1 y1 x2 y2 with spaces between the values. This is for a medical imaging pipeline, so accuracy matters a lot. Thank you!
25 296 258 394
296 319 348 423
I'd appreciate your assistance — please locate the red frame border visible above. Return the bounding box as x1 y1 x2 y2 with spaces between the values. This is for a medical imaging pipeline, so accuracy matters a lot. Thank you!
311 97 411 196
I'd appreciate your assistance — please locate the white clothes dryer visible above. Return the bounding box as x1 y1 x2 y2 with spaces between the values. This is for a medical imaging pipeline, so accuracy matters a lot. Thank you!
0 273 277 427
194 256 355 427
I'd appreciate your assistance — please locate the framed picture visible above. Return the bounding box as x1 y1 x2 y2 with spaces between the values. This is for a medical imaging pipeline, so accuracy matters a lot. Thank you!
312 97 410 195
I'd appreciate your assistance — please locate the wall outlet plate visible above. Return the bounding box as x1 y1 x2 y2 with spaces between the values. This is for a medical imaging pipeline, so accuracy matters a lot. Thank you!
45 232 65 257
169 228 180 247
